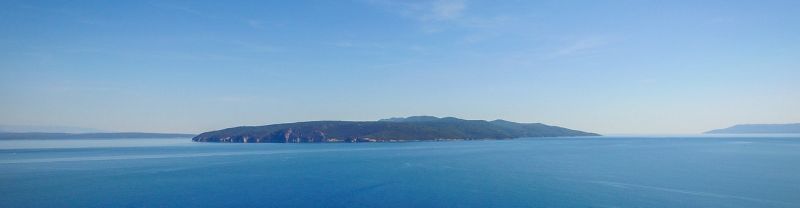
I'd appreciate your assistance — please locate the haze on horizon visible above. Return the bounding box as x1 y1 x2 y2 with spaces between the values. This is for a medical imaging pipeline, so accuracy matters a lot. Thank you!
1 0 798 135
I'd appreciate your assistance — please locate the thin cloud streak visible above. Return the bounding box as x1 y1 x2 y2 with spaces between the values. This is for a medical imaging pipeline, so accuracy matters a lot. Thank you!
546 37 617 59
366 0 466 22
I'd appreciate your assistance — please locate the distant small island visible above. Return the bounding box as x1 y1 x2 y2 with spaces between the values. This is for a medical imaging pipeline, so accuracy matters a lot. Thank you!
705 123 800 134
193 116 600 143
0 132 195 140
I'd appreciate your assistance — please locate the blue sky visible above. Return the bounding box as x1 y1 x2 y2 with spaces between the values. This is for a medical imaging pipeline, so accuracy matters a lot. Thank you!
1 0 798 134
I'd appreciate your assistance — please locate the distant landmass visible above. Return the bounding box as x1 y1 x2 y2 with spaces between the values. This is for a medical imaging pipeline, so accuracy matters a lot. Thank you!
0 125 104 133
704 123 800 134
193 116 600 143
0 132 195 140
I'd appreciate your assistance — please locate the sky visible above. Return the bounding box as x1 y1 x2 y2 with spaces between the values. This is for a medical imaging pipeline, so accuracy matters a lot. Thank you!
0 0 798 134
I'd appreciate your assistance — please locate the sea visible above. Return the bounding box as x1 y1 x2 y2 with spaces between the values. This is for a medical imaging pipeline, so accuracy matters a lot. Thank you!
1 135 798 207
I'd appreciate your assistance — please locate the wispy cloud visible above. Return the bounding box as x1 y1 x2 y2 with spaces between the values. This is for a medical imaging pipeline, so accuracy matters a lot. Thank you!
213 95 259 103
496 36 620 66
327 41 387 49
144 51 247 61
366 0 467 22
707 16 735 25
14 4 107 26
547 37 615 59
364 0 513 39
152 2 280 32
228 40 280 53
429 0 466 21
149 2 207 17
245 19 265 30
326 40 427 53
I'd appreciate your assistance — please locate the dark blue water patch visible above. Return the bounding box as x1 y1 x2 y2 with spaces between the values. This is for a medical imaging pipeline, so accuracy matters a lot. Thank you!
1 136 799 207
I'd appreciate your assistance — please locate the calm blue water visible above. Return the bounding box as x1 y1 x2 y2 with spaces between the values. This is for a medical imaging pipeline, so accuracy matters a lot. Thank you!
1 136 799 207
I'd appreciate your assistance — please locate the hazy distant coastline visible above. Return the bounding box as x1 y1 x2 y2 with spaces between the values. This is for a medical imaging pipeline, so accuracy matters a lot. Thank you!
705 123 800 134
0 132 195 140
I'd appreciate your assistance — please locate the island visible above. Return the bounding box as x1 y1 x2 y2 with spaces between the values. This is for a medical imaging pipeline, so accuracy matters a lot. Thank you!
193 116 600 143
704 123 800 134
